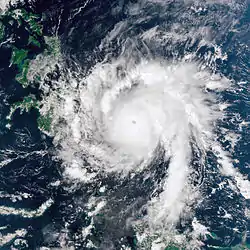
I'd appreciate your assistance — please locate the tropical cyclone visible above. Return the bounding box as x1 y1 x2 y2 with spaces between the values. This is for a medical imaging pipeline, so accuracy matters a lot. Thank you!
0 0 249 248
59 59 228 175
47 58 233 247
21 0 248 247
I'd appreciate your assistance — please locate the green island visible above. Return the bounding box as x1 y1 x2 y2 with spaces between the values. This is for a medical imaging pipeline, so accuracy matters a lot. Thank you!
0 20 4 40
165 246 180 250
10 8 43 37
37 111 53 132
206 231 250 250
5 9 43 87
6 94 53 133
44 36 61 57
28 35 41 47
1 6 60 133
6 95 38 121
10 47 30 87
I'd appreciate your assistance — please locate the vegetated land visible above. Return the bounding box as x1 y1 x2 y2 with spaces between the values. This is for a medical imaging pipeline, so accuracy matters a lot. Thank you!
1 7 59 133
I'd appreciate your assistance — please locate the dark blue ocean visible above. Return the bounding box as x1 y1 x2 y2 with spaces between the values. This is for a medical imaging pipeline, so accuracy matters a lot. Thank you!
0 0 249 249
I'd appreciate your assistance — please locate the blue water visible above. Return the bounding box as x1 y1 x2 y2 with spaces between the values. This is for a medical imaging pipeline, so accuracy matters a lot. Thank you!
0 0 249 249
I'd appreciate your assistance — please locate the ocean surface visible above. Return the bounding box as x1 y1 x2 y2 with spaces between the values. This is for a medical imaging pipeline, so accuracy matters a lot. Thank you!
0 0 249 249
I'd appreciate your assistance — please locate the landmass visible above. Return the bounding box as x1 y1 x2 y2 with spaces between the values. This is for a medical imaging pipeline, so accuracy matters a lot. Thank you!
0 5 60 134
